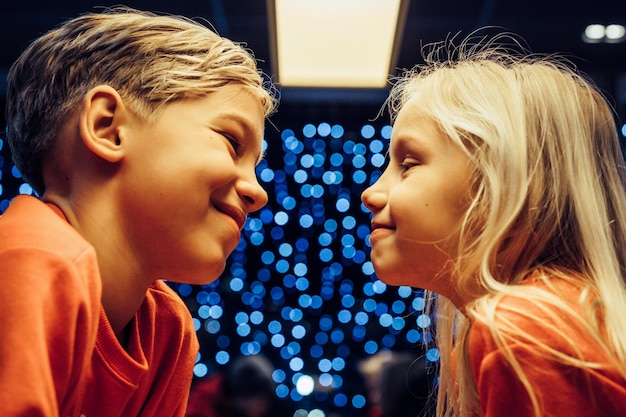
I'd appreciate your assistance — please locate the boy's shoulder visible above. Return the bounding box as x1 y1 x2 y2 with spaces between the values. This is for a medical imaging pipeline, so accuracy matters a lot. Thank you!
0 194 91 258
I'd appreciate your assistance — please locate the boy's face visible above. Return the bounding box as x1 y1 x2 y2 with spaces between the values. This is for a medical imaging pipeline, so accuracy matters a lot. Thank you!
118 84 268 284
360 95 472 306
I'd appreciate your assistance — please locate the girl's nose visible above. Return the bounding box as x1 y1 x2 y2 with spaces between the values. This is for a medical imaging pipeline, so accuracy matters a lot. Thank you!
361 182 387 213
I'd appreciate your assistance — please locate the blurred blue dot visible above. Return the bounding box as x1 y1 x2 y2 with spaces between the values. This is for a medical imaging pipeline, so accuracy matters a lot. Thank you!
205 319 221 334
337 310 351 323
319 315 333 331
352 169 367 184
369 139 384 153
271 334 286 347
363 340 378 355
412 297 426 311
379 313 393 327
330 153 344 166
382 334 396 347
299 214 314 228
332 357 345 371
391 300 406 314
237 323 251 336
336 198 350 212
398 286 413 298
300 154 314 168
361 124 375 139
406 329 422 343
417 314 432 328
331 124 344 138
261 251 275 265
282 196 296 210
334 393 348 407
292 325 306 339
276 384 289 398
193 363 208 377
352 325 366 341
341 294 355 308
259 208 274 224
324 219 338 232
342 140 355 154
270 286 285 302
11 165 22 178
260 168 275 182
354 311 369 325
427 348 440 362
250 311 264 325
330 329 344 344
230 278 244 291
215 351 230 365
19 183 33 195
317 122 331 137
290 357 304 371
392 317 406 330
273 369 287 383
275 259 289 273
311 184 324 198
274 211 289 225
381 125 392 139
373 280 387 294
352 394 366 408
295 277 309 291
294 169 308 183
318 358 332 372
371 153 385 167
284 152 298 166
310 344 323 358
315 331 329 345
303 123 316 138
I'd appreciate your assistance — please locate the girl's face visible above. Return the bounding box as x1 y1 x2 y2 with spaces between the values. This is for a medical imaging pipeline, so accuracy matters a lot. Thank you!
361 95 473 306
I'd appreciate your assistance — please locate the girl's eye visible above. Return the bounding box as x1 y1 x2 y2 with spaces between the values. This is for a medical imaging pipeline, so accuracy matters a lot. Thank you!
400 157 419 172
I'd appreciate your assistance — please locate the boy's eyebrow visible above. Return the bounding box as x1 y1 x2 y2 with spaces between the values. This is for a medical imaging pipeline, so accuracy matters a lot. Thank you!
220 112 266 164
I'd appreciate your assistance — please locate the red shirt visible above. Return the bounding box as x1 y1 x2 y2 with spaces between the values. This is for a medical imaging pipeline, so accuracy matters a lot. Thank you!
0 196 199 417
469 277 626 416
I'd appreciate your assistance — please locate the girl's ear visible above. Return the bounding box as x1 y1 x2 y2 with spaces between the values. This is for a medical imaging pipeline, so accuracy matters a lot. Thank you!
79 85 127 163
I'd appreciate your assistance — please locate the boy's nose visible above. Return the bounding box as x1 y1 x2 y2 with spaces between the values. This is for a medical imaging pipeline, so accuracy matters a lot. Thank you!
239 179 269 213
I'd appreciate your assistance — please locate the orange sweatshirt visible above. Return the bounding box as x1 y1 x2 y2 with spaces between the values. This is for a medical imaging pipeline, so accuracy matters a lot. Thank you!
469 277 626 417
0 195 199 417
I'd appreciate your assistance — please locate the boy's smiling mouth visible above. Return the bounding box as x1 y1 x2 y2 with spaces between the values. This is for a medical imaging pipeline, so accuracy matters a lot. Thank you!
214 202 246 231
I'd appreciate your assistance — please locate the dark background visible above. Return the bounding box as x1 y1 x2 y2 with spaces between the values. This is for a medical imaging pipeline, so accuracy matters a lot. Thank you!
1 1 625 416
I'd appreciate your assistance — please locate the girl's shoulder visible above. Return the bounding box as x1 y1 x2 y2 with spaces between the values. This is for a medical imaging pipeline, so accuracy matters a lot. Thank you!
468 272 601 358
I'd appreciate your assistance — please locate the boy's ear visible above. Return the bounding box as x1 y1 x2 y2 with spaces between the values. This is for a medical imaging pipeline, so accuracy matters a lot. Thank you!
79 85 127 163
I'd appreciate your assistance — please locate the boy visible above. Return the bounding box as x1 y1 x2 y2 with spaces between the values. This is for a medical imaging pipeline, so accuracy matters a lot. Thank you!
1 7 276 417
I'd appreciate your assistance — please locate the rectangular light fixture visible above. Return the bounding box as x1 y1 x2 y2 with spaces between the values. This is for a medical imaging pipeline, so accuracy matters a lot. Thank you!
267 0 409 89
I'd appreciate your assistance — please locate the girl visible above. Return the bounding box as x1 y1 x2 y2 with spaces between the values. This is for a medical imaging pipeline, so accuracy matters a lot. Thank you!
361 34 626 417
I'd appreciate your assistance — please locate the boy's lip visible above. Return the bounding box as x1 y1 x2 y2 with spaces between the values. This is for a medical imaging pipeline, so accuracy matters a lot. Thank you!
214 202 246 230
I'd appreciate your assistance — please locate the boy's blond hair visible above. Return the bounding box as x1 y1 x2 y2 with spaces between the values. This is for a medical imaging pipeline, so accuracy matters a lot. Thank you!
7 7 277 195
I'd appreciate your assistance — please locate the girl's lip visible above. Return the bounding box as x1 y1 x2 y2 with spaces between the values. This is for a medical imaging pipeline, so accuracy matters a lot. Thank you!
371 221 395 230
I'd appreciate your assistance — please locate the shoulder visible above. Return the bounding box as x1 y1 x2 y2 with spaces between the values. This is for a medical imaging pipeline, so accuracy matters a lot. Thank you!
0 195 94 260
0 195 101 299
467 276 626 416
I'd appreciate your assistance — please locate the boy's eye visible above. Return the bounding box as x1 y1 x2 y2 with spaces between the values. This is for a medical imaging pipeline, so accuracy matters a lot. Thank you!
222 133 241 153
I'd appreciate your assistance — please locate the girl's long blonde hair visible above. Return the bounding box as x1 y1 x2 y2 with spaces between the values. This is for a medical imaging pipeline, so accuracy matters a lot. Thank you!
387 33 626 417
